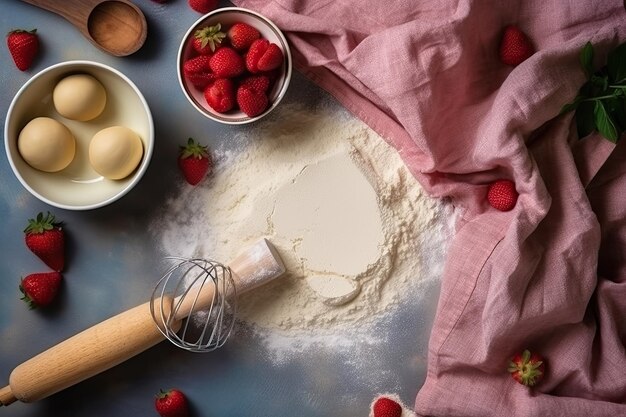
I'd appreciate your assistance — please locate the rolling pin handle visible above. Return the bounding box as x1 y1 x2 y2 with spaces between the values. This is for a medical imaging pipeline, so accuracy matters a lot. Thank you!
0 385 17 406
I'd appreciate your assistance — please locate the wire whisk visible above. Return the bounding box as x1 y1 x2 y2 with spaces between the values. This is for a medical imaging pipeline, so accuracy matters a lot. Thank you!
150 257 237 353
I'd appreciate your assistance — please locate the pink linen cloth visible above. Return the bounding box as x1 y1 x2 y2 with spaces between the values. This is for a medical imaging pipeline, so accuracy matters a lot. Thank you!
231 0 626 415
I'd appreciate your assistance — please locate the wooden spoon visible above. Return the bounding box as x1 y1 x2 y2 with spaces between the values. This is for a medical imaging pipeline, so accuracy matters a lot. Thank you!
20 0 148 56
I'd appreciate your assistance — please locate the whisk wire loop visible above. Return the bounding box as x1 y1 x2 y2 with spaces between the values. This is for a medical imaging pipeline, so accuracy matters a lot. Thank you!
150 257 237 353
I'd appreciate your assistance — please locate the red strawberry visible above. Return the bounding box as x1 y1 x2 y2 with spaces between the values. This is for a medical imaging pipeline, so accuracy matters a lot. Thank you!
264 68 282 91
178 137 212 185
227 22 260 51
487 179 518 211
499 25 534 66
183 55 210 75
7 29 39 71
204 78 236 113
24 212 65 272
237 85 268 117
191 23 226 55
183 55 214 90
155 388 190 417
187 72 215 90
245 39 265 73
240 74 270 93
188 0 217 14
258 43 284 71
508 349 545 387
19 272 62 309
245 39 284 73
209 47 245 78
372 397 402 417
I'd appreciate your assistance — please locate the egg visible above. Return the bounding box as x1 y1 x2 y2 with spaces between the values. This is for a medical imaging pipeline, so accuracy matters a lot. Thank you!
53 74 107 121
18 117 76 172
89 126 143 180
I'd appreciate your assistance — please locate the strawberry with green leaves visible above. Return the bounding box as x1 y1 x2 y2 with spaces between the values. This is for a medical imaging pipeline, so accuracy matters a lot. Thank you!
24 212 65 272
192 23 225 55
508 349 545 387
178 138 212 185
155 388 190 417
20 272 62 309
7 29 39 71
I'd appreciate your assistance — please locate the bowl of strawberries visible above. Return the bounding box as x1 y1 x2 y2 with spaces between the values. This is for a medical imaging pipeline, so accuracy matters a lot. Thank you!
177 7 292 124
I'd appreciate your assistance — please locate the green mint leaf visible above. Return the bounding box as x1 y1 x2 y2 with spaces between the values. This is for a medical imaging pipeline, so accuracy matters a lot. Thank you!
575 100 596 139
607 41 626 83
579 41 594 77
594 100 619 142
560 101 579 115
560 95 585 115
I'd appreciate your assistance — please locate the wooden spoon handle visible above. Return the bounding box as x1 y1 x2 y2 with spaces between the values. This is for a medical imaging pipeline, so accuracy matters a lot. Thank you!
19 0 93 29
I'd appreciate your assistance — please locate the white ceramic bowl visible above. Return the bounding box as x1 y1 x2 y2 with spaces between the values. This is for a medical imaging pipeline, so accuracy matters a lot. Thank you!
4 61 154 210
177 7 292 125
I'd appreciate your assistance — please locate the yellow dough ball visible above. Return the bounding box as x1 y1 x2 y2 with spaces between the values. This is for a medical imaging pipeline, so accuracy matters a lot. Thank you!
18 117 76 172
89 126 143 180
53 74 107 121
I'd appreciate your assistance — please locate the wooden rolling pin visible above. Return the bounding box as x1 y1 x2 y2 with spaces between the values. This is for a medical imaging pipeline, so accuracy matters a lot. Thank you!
0 239 285 406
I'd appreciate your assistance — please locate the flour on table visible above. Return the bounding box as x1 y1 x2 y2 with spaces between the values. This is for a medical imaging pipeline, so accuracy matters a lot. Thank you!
153 102 442 353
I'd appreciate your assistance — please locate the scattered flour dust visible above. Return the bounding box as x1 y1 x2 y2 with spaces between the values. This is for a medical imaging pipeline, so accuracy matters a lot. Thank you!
153 102 443 356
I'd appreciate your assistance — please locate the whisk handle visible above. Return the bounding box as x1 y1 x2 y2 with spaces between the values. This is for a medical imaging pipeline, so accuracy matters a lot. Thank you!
172 238 286 321
0 297 180 405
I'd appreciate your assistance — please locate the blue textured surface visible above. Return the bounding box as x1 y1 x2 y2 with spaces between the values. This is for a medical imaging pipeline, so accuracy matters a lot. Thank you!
0 1 441 416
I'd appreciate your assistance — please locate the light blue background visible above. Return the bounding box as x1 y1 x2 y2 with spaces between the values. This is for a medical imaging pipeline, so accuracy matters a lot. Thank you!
0 1 442 415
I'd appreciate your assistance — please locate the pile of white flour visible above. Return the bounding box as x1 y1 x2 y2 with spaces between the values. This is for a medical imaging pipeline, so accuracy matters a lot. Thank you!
153 102 446 354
